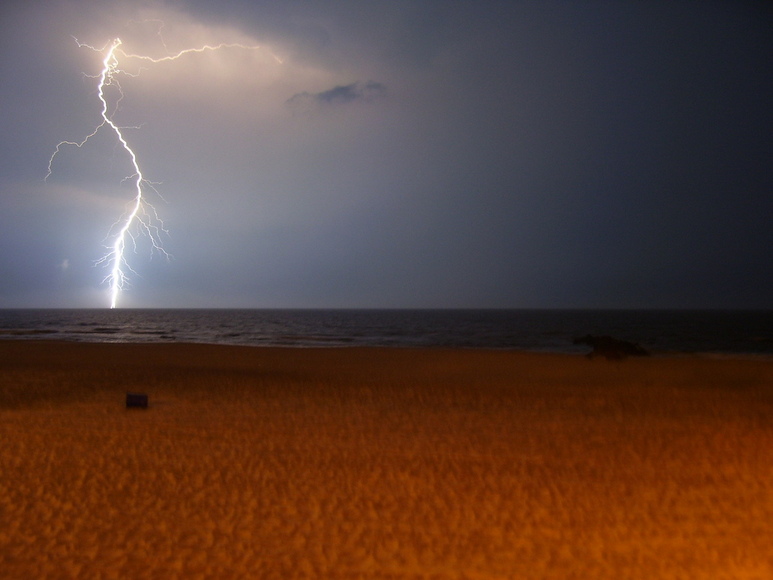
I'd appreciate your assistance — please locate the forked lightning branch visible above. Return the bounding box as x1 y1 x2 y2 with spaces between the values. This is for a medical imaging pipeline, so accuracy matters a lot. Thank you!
46 34 273 308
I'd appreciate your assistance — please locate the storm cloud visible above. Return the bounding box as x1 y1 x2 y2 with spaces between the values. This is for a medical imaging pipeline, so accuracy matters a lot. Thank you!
286 80 387 111
0 0 771 308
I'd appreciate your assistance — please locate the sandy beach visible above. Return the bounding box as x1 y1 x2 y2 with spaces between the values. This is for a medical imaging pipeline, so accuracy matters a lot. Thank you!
1 341 771 579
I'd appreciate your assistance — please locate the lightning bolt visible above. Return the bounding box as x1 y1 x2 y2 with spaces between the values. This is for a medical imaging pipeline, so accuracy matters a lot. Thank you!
46 33 278 308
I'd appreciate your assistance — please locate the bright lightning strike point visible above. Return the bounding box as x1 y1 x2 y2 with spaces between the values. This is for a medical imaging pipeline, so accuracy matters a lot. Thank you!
46 32 276 308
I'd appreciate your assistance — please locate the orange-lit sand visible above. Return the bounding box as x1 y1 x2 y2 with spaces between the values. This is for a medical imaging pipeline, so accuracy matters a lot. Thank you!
1 341 771 579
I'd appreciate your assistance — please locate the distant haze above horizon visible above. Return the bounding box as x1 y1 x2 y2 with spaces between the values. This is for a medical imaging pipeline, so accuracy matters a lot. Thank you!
1 1 771 309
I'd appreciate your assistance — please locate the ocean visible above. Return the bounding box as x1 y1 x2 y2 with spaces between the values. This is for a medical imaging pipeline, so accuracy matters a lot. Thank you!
0 309 771 356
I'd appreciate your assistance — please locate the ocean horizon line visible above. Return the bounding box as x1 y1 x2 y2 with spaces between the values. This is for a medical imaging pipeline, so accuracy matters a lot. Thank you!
2 306 771 312
1 308 770 355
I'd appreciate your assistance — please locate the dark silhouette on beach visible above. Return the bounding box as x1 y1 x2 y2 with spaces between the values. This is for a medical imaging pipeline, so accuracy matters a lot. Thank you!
573 335 650 360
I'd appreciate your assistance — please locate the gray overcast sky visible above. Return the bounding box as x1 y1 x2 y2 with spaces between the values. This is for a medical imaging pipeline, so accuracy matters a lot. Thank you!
1 0 771 308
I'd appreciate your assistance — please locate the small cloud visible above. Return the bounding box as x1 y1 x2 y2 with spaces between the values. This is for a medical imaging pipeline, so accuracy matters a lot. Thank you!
58 259 70 271
286 81 387 112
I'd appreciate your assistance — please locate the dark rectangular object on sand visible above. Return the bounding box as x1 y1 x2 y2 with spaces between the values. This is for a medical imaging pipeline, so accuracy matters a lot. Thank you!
126 393 148 408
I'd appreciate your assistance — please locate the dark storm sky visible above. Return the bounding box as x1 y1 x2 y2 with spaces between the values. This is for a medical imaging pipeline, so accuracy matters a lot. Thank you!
0 1 770 308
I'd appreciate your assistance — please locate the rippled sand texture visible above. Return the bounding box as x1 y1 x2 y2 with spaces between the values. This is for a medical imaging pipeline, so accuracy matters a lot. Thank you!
1 342 772 579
